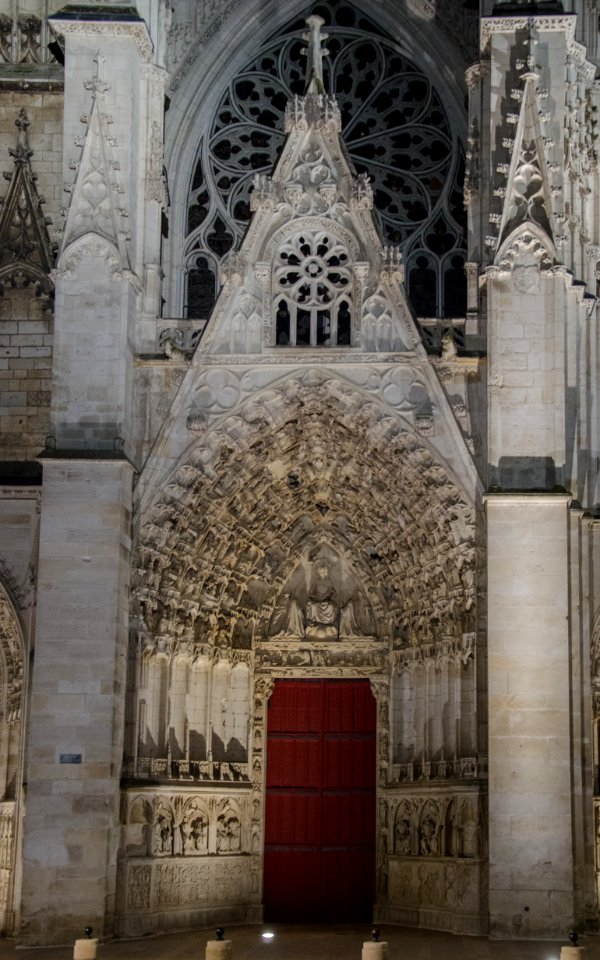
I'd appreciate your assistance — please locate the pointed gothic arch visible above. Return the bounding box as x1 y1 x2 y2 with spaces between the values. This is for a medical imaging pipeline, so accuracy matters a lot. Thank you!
163 0 470 319
129 366 481 775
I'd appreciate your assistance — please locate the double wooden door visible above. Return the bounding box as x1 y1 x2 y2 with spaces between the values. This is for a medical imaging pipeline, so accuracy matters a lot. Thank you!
263 679 376 922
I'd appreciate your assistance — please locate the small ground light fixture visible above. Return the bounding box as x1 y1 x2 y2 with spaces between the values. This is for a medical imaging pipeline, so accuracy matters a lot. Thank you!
261 931 275 941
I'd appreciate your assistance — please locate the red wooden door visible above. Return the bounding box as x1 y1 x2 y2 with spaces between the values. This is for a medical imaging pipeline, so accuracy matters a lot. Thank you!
263 679 376 923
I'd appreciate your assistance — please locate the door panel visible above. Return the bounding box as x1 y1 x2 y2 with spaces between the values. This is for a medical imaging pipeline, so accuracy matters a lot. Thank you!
267 737 322 788
264 679 376 923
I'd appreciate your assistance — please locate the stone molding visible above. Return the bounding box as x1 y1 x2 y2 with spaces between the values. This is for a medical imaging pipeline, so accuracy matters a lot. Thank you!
0 585 24 724
48 16 154 62
480 15 577 54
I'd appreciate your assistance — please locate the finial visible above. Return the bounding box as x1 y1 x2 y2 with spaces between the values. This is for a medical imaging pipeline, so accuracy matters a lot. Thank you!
92 50 105 82
84 50 110 97
302 15 329 93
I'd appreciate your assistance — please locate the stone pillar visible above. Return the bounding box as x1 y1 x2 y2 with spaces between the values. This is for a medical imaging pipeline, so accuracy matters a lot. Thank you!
16 5 167 942
19 459 132 944
486 493 574 938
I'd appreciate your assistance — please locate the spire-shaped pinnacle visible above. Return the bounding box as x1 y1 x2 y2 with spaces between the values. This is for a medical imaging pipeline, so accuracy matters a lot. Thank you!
284 13 340 132
302 15 329 94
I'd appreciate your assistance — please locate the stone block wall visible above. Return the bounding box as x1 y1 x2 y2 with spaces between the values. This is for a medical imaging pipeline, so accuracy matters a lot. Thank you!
0 290 52 460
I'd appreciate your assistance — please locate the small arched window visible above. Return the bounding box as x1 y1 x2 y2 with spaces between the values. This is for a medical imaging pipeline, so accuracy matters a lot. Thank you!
185 253 218 319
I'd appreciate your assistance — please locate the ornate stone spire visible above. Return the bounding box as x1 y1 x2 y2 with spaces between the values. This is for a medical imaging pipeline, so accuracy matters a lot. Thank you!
284 15 340 132
60 52 129 262
0 107 55 294
494 70 555 257
302 14 329 93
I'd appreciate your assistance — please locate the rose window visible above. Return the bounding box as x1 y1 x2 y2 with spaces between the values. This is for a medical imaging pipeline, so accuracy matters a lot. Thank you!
185 2 466 320
274 232 352 346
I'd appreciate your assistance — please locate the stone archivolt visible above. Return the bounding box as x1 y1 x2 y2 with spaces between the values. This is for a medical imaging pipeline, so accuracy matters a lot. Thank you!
133 371 478 653
0 585 23 729
0 585 23 935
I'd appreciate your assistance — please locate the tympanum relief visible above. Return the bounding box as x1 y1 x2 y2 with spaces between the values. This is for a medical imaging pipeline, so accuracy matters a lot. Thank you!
267 546 375 641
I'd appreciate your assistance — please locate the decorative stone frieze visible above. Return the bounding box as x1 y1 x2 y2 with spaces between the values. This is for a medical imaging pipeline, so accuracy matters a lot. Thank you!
49 14 153 63
376 786 487 933
480 16 577 55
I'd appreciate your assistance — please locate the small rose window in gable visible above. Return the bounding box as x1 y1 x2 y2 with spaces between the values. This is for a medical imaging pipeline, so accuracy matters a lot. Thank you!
274 231 352 346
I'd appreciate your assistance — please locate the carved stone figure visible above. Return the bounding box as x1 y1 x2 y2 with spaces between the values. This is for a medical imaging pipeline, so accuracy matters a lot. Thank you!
305 562 338 638
420 816 439 857
216 813 241 853
153 814 173 856
271 592 306 638
395 816 412 855
268 547 375 640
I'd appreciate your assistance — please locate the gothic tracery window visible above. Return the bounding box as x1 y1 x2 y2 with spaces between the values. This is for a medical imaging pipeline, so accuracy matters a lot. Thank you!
185 2 467 320
274 231 352 346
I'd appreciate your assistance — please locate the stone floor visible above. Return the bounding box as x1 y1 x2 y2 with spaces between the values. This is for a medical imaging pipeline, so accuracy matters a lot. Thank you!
1 926 600 960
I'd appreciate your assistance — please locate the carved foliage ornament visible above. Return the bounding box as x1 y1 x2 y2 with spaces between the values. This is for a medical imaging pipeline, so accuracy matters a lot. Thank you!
492 229 554 290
